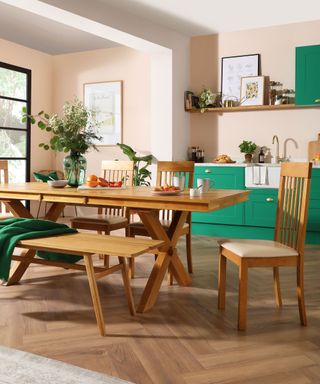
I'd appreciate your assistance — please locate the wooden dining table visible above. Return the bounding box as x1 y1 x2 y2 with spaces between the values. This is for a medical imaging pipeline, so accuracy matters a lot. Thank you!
0 183 250 313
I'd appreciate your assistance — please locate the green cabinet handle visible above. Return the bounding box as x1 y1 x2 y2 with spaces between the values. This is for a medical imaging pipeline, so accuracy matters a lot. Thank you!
205 169 212 173
266 197 274 202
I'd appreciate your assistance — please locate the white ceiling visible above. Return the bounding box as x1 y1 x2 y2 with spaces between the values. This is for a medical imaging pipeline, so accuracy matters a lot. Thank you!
0 2 118 55
0 0 319 54
100 0 320 36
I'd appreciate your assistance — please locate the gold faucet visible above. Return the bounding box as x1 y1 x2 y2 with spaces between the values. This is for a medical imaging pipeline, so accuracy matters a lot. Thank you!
272 135 279 163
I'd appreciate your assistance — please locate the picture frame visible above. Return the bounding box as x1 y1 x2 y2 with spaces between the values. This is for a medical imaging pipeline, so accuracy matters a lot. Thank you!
240 76 267 106
221 54 260 105
83 80 123 146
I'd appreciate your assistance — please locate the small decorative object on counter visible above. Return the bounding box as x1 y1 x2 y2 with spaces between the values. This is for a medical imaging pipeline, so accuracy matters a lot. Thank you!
213 154 235 163
190 146 204 162
258 147 265 163
196 149 205 163
239 140 257 163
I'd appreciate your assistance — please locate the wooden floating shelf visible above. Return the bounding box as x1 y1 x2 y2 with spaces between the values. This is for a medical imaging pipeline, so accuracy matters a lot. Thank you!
188 104 320 113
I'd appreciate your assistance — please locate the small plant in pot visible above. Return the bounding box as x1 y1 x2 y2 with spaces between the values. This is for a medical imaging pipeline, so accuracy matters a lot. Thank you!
238 140 257 163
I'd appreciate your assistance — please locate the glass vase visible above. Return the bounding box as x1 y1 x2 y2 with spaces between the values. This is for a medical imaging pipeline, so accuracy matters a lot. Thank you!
63 152 87 187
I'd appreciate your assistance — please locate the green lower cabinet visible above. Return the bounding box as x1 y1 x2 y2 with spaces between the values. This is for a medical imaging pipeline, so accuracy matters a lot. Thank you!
244 189 278 227
192 166 320 244
193 166 245 225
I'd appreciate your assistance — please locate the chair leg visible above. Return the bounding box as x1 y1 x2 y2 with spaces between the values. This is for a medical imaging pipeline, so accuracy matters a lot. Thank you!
238 260 248 331
167 266 173 286
103 230 110 268
297 264 307 326
186 232 193 274
127 231 135 279
218 252 227 310
273 267 282 307
119 257 136 316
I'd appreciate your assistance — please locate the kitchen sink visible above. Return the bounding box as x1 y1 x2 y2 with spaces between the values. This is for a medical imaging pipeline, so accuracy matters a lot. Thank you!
245 164 280 188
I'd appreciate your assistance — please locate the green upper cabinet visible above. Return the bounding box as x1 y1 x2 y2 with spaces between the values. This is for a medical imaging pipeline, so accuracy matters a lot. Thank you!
296 45 320 105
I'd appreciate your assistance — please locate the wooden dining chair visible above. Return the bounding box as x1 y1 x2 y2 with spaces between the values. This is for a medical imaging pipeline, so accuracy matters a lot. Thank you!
128 161 195 279
0 160 10 219
218 162 312 331
70 160 134 267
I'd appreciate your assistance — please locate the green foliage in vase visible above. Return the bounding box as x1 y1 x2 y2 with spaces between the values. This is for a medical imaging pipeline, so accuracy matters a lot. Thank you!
117 143 153 186
22 98 102 154
238 140 257 155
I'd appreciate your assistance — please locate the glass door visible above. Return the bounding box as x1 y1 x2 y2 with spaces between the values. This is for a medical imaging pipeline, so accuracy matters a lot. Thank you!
0 62 31 183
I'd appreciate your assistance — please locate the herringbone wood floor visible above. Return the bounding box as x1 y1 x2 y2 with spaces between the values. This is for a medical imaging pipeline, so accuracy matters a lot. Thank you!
1 228 320 383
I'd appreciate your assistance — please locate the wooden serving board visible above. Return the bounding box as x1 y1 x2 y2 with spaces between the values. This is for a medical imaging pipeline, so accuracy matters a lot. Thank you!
308 133 320 161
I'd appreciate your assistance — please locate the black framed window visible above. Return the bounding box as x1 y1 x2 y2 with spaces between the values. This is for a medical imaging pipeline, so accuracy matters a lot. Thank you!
0 62 31 182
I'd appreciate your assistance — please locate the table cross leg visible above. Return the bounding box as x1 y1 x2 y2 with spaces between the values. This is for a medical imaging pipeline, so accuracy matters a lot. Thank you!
136 209 191 313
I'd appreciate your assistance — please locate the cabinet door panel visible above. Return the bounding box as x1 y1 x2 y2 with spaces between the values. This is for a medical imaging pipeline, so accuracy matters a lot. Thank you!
193 166 245 225
245 189 278 228
296 45 320 105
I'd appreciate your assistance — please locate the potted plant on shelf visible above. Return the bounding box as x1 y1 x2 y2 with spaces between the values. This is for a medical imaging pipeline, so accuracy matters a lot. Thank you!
22 98 101 187
117 143 153 186
198 88 216 112
238 140 257 163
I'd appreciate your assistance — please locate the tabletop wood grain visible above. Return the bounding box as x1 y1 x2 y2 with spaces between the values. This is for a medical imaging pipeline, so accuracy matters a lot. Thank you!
0 183 250 212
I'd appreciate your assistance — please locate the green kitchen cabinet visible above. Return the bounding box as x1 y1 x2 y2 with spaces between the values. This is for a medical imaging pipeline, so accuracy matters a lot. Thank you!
296 45 320 105
192 166 245 225
307 168 320 232
244 189 278 228
192 166 320 244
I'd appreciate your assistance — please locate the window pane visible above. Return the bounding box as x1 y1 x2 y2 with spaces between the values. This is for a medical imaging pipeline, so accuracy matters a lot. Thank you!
0 129 26 157
7 159 26 183
0 99 26 129
0 67 27 99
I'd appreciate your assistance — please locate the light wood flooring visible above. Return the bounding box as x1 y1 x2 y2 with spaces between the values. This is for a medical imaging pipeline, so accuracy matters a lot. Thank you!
1 228 320 383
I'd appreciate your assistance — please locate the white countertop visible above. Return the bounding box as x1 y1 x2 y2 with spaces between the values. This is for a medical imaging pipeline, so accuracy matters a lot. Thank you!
195 162 320 168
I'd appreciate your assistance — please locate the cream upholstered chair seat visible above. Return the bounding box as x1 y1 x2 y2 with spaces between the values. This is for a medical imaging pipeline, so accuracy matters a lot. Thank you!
219 239 298 258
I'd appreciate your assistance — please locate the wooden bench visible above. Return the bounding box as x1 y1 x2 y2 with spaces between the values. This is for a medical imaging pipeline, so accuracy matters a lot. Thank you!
11 233 164 336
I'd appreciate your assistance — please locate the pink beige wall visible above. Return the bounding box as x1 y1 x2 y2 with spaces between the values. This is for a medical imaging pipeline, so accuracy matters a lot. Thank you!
0 38 53 173
190 20 320 162
52 46 150 177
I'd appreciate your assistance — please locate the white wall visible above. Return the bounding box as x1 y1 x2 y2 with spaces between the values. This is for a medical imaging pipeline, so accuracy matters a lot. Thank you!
20 0 191 161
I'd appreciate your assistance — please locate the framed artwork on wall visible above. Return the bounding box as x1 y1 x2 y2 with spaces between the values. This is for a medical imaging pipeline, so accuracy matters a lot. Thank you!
240 76 266 106
221 54 260 105
83 80 123 146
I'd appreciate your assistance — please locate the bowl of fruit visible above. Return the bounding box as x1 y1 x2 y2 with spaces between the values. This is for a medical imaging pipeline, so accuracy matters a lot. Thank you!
152 185 181 195
78 175 124 189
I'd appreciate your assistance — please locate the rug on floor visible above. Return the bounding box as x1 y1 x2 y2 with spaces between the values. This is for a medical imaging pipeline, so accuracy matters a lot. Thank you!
0 345 133 384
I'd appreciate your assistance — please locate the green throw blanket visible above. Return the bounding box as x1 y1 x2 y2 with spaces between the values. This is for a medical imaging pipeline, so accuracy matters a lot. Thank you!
0 218 82 282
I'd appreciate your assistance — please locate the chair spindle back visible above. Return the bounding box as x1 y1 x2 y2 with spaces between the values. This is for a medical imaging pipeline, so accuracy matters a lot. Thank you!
0 160 9 214
274 162 312 254
100 160 134 216
156 161 194 221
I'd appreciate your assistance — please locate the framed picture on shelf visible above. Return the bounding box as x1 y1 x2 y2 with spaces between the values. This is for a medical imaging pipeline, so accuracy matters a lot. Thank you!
240 76 267 106
221 54 260 105
83 80 123 146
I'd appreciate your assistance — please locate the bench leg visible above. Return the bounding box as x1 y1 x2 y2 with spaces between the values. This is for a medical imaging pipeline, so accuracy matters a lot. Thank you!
7 249 36 285
119 257 136 316
83 255 106 336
